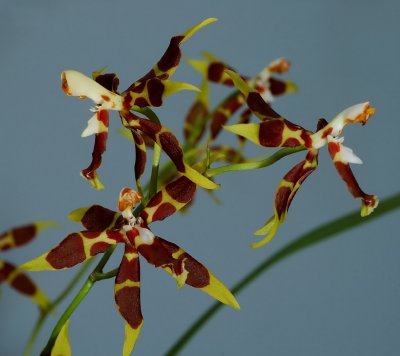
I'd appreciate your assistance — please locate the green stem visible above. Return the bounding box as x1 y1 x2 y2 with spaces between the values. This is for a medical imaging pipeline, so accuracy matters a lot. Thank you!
166 192 400 355
206 146 306 177
148 142 161 199
93 267 119 281
23 259 95 356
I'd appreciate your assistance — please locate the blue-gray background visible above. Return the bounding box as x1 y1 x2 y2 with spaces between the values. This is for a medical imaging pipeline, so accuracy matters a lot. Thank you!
1 1 399 355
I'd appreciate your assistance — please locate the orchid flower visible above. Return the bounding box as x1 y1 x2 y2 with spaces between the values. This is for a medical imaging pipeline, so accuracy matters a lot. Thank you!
187 53 297 141
61 18 219 191
21 180 239 355
223 70 378 248
0 221 55 310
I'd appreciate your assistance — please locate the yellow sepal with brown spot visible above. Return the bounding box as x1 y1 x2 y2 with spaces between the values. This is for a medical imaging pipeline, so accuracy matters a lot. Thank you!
0 221 57 251
21 230 121 271
51 320 72 356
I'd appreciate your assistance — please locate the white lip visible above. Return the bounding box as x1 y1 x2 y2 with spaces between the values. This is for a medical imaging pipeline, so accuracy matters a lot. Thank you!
61 70 123 111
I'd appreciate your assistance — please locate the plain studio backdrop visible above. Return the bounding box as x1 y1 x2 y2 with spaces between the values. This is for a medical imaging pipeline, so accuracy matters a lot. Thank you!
1 1 399 355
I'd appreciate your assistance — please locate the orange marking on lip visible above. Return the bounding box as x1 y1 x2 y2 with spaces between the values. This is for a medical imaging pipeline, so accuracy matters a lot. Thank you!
61 72 71 95
118 187 142 212
269 59 290 73
345 104 375 125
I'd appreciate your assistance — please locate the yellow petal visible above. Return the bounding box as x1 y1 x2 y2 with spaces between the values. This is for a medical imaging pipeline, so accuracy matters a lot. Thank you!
180 18 218 44
183 164 220 190
20 252 55 271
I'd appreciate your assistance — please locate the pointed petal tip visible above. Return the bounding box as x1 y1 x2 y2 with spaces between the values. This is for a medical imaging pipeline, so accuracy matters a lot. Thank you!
202 273 240 310
122 322 143 356
183 164 220 190
361 195 379 217
36 220 59 232
80 172 105 190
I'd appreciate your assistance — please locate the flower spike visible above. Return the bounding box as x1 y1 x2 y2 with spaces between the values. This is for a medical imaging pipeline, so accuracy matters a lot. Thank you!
223 80 378 245
22 184 239 353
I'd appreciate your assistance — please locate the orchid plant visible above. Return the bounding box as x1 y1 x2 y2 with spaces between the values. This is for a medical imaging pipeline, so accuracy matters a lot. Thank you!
2 17 392 356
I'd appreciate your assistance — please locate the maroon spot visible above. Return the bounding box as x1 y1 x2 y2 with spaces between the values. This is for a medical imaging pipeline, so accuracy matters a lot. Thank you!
137 117 162 137
269 78 286 96
0 243 12 251
129 81 146 94
332 161 368 200
328 141 341 157
184 102 208 144
210 111 228 139
125 228 139 246
139 211 149 223
0 261 15 281
116 253 140 284
247 92 280 118
321 127 333 139
97 110 109 126
284 160 308 183
259 120 284 147
316 118 329 131
81 131 108 181
131 130 146 180
275 186 292 218
184 256 210 288
146 191 163 208
147 78 164 107
81 231 102 239
222 78 234 86
122 92 133 110
106 230 125 243
134 69 156 86
138 237 179 268
11 273 36 295
12 225 36 247
282 138 301 147
101 95 110 102
46 233 86 269
152 203 177 222
284 119 303 132
165 176 196 203
300 130 313 148
159 132 185 172
115 286 143 329
134 97 150 108
157 35 184 72
90 242 111 256
207 62 225 82
95 73 120 92
81 205 117 231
